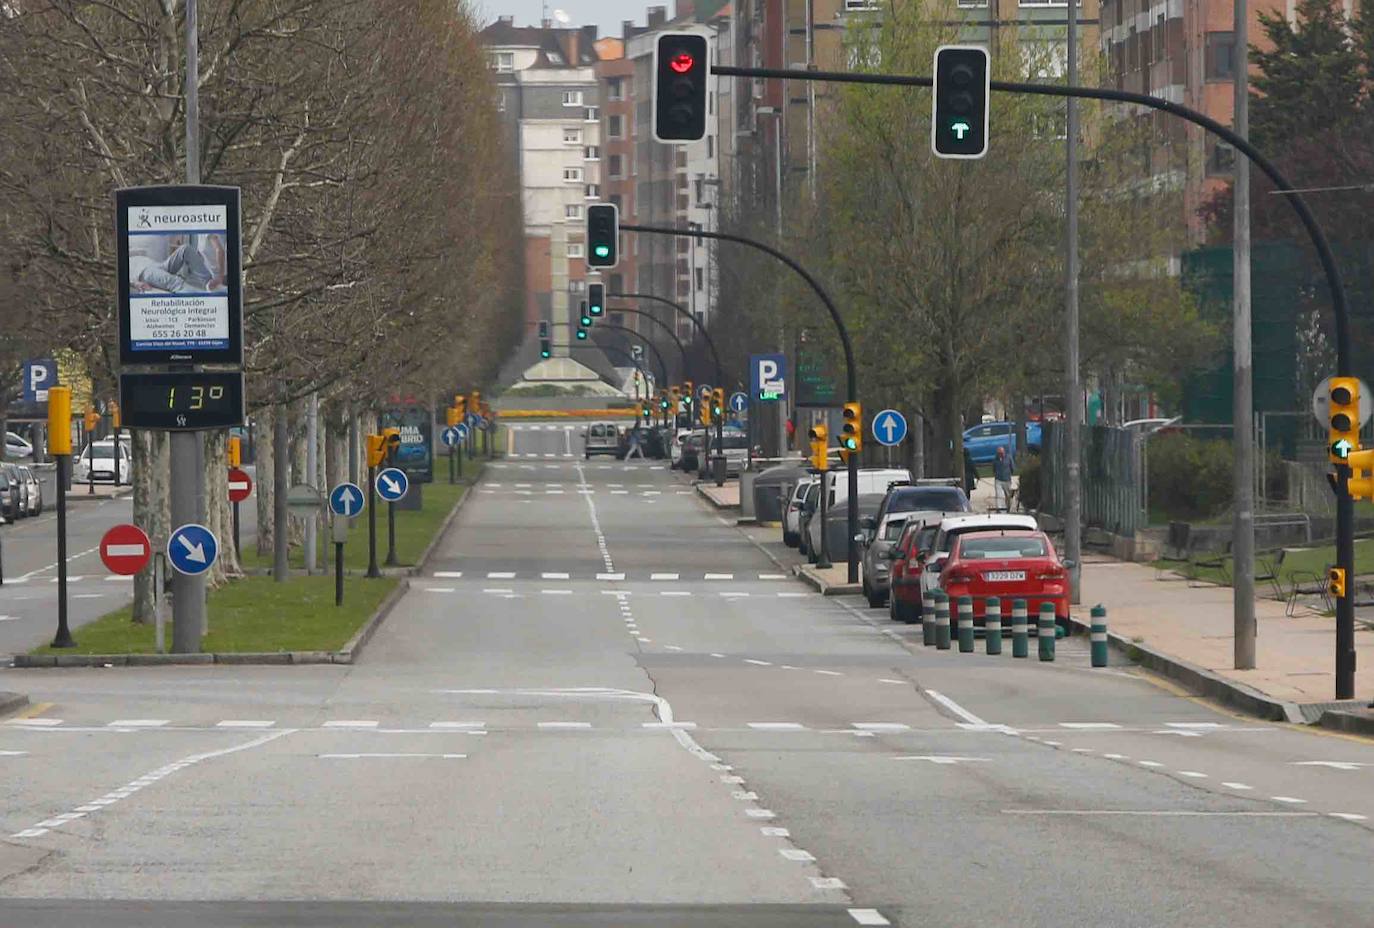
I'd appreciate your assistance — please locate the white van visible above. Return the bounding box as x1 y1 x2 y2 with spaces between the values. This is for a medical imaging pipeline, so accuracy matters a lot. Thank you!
820 467 911 508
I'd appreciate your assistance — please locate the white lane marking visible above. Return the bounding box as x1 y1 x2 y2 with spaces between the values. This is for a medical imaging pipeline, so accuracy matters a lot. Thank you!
541 572 570 579
1138 760 1165 768
814 670 843 676
780 849 815 861
1059 722 1121 729
854 723 910 732
748 722 805 730
597 573 625 581
538 721 593 730
759 573 788 580
710 653 726 658
5 719 63 727
0 616 21 622
1330 812 1369 821
603 590 632 597
663 645 683 651
1042 740 1061 746
1164 722 1224 728
894 755 990 765
704 573 734 580
642 722 697 730
423 587 456 593
721 775 746 784
541 589 573 596
487 572 516 579
430 722 486 729
848 909 892 926
637 637 652 643
924 689 988 727
1222 782 1253 790
433 571 464 578
745 808 776 819
720 592 750 598
879 679 905 685
1103 753 1129 760
744 659 772 666
1271 795 1308 804
1003 809 1316 817
762 826 791 837
104 576 132 582
319 753 464 759
778 592 811 598
1291 760 1372 770
660 591 692 597
811 878 847 890
1072 748 1095 754
483 588 514 594
651 572 679 580
74 593 105 599
1153 729 1204 737
108 720 169 728
0 750 29 757
732 790 760 800
216 721 275 729
323 720 378 728
1177 771 1208 778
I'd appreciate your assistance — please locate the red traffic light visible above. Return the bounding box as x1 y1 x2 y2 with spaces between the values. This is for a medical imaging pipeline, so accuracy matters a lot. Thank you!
669 52 695 74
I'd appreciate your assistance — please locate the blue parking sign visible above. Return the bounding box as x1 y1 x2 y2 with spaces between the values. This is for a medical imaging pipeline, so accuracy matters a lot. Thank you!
750 354 786 401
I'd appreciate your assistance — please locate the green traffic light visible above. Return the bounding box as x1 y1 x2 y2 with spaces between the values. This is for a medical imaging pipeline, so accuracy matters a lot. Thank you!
594 245 610 258
576 330 587 340
948 119 972 141
581 315 592 326
1333 438 1355 459
541 350 551 358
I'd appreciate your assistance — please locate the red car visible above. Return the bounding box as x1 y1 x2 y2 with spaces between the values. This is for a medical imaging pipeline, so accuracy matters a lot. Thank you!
938 530 1070 629
887 520 938 623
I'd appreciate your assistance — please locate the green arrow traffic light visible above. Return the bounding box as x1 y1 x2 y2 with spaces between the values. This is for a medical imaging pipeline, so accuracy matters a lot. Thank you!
1333 438 1355 459
949 120 971 140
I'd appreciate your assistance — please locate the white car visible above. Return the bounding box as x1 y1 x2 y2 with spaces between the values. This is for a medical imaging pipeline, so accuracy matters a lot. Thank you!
6 431 34 459
816 467 912 510
783 476 817 547
668 428 693 470
73 440 133 484
918 513 1041 600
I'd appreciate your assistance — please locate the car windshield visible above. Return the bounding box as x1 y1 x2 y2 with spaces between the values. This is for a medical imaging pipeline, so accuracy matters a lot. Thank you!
882 517 908 540
958 535 1049 559
889 488 968 513
720 433 750 450
85 446 119 459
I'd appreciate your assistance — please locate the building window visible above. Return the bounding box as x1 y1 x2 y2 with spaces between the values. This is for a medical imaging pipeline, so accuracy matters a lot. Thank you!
1205 32 1235 80
607 77 626 101
565 203 583 220
490 52 514 71
585 107 598 122
584 145 600 161
567 243 584 258
564 167 583 182
608 114 624 139
1206 140 1236 176
695 268 705 291
563 127 581 144
563 90 584 107
608 154 624 178
569 280 585 293
585 184 600 199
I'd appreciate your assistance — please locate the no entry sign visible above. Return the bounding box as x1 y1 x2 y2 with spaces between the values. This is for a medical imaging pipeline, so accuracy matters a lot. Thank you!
100 524 152 576
227 466 253 503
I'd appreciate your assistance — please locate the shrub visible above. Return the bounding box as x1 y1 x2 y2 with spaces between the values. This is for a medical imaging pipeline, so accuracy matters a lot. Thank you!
1017 454 1041 510
1147 431 1232 520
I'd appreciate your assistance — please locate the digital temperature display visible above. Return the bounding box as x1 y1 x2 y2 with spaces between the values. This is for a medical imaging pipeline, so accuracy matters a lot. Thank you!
119 372 244 431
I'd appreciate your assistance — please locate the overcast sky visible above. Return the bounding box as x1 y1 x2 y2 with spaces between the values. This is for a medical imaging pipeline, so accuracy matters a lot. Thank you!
474 0 658 38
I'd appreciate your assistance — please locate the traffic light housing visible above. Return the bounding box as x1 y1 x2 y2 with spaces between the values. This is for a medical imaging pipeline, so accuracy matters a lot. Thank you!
84 408 100 433
1347 448 1374 500
579 301 593 328
681 381 694 413
445 406 459 427
587 203 619 269
808 423 829 471
1329 376 1360 464
366 434 387 468
381 427 401 462
539 320 551 359
575 322 589 341
641 402 652 422
1329 566 1347 599
653 32 710 143
110 401 121 430
711 388 725 420
932 45 989 159
700 396 713 426
588 283 605 318
228 436 241 467
659 391 672 412
840 402 863 459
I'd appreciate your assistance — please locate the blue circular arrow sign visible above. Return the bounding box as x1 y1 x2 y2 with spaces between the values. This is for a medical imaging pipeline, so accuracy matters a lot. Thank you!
167 523 219 576
329 482 365 517
454 422 470 441
375 467 409 502
729 391 748 413
441 427 462 448
872 408 908 447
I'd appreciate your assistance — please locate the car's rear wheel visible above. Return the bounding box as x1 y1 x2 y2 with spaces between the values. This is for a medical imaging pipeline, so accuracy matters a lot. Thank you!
782 530 798 548
865 582 884 609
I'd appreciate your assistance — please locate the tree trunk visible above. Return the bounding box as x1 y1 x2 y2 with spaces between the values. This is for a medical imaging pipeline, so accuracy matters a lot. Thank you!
204 430 239 584
131 430 170 624
255 406 275 558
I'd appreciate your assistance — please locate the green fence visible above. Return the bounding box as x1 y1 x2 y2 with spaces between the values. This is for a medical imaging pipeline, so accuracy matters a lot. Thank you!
1040 421 1143 537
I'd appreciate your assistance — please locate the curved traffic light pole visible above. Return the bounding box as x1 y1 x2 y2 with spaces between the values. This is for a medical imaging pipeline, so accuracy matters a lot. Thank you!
622 222 862 582
608 306 691 381
586 321 671 389
609 292 725 390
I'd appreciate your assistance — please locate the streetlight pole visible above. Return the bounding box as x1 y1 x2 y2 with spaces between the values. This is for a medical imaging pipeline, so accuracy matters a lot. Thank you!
1232 0 1257 670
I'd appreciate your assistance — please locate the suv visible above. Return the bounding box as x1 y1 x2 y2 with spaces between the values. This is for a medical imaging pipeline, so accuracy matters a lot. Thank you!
963 421 1042 465
583 422 622 459
859 484 972 608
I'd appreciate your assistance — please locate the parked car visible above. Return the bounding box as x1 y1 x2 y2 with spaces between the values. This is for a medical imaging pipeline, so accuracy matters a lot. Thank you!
815 467 913 510
583 422 623 459
6 430 34 460
806 491 886 565
3 463 30 519
668 428 693 469
18 465 42 516
962 421 1042 465
859 482 973 607
782 477 817 547
887 520 941 622
937 529 1072 631
797 479 823 557
716 429 750 476
679 431 705 473
73 439 134 483
0 464 18 522
918 513 1041 602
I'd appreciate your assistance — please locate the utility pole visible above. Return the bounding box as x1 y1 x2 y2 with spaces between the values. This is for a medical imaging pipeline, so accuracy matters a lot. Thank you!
1233 0 1256 669
305 392 318 574
1063 0 1083 604
170 0 207 652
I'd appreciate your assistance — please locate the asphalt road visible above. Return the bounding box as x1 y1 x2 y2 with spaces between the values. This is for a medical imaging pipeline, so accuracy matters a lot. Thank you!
1 423 1371 926
0 467 260 655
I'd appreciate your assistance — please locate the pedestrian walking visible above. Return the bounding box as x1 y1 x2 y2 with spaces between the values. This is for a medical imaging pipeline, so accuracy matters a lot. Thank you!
625 425 645 460
993 445 1015 511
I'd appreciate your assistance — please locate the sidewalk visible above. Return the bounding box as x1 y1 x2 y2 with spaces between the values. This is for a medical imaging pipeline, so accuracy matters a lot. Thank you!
696 481 740 509
1081 556 1374 712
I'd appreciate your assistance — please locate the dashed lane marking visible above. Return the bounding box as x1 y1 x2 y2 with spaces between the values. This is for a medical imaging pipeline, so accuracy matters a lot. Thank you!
538 721 593 730
319 753 465 759
323 720 379 728
849 909 892 926
433 571 463 578
1271 795 1309 804
487 572 516 579
748 722 806 731
1222 782 1254 790
1059 722 1121 729
217 721 275 728
108 720 169 728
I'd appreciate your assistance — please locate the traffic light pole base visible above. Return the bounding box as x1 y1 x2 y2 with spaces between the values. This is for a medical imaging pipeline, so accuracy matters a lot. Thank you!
712 456 726 487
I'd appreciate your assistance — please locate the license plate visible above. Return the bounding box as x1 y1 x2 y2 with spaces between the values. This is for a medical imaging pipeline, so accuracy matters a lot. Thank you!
984 570 1025 582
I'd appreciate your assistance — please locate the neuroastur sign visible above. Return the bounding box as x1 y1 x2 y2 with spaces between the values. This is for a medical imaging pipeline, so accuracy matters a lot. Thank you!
116 185 243 366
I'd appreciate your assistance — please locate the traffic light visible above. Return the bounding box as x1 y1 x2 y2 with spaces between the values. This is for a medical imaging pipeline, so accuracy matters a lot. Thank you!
454 395 466 420
1329 377 1360 464
588 283 605 317
654 32 710 142
681 381 694 413
711 388 725 420
587 203 619 269
808 423 829 471
1329 566 1347 599
579 301 593 328
700 395 713 426
84 407 99 433
670 386 682 414
932 45 989 159
381 427 401 462
469 391 481 414
366 434 387 468
539 320 551 359
445 406 459 427
659 391 672 412
228 436 241 468
576 321 589 341
641 402 652 422
110 401 121 430
840 402 863 459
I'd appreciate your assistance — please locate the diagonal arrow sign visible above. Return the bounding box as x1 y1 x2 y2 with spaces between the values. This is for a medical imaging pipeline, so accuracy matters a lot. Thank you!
178 535 206 563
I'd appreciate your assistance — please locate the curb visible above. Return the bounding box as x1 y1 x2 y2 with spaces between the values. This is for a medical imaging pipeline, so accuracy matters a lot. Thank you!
1316 708 1374 737
1065 614 1304 723
0 691 30 716
794 564 863 597
694 483 741 511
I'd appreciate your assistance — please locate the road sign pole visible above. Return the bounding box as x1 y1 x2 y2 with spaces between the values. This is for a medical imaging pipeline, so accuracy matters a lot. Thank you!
232 500 241 559
52 453 74 648
366 465 380 579
154 554 165 654
385 501 398 567
457 440 464 479
170 431 205 653
305 392 318 574
87 440 95 495
336 541 345 606
449 445 455 485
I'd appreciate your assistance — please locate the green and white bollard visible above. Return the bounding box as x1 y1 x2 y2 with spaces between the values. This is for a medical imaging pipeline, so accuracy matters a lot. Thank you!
1038 602 1056 662
985 597 1003 655
1011 599 1029 658
921 590 936 646
1090 604 1109 668
957 596 974 652
935 592 951 650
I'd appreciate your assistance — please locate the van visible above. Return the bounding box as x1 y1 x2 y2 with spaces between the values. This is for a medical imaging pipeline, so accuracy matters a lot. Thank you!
820 467 911 508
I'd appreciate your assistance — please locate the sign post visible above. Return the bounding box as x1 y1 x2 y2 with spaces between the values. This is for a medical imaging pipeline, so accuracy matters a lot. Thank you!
48 387 75 648
376 467 409 567
227 466 252 559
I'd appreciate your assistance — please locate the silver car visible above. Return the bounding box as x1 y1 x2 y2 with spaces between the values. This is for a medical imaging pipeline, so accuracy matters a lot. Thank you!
18 465 42 516
783 476 817 548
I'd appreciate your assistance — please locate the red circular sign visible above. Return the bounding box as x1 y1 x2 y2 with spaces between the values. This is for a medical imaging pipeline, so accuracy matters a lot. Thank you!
100 524 152 576
227 467 253 503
